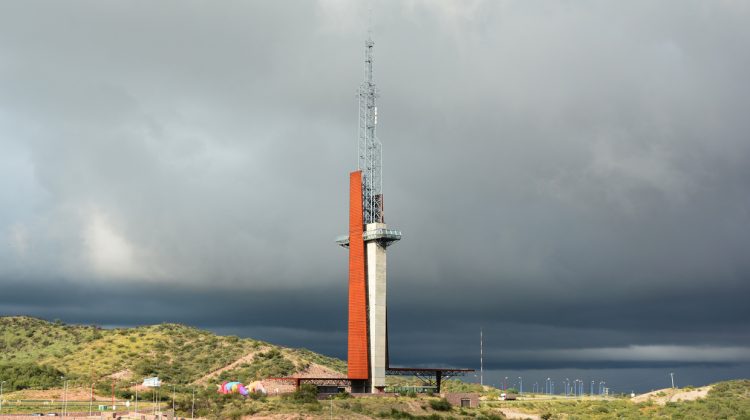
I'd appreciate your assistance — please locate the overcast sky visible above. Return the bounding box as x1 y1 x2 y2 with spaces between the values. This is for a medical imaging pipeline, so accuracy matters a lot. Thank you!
2 1 749 393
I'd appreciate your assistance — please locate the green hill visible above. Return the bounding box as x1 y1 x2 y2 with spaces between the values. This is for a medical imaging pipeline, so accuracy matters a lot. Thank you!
0 316 345 391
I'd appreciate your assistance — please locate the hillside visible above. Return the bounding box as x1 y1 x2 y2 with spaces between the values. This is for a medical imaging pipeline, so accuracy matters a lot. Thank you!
0 316 345 390
3 317 749 419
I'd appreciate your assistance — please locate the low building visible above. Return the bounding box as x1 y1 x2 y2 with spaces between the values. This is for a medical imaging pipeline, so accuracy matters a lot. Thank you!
441 392 479 408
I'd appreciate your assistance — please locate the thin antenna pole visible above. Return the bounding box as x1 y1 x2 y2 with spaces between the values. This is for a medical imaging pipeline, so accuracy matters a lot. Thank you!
480 328 484 387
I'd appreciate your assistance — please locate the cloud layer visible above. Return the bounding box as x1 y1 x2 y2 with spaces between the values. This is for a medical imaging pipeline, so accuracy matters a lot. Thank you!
1 0 749 391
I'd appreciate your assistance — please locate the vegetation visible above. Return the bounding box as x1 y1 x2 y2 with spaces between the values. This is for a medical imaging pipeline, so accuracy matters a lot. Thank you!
217 348 296 382
0 362 65 391
442 378 484 393
283 383 320 405
484 380 750 419
4 317 750 419
428 398 452 411
0 316 343 387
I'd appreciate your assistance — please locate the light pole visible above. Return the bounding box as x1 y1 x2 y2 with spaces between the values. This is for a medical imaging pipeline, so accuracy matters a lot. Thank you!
89 382 95 416
63 380 69 417
134 382 139 415
1 380 6 414
59 376 65 417
670 372 675 389
518 377 523 395
504 377 508 391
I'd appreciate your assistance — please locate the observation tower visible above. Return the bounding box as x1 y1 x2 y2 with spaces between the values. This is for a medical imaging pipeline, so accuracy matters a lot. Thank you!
336 33 401 393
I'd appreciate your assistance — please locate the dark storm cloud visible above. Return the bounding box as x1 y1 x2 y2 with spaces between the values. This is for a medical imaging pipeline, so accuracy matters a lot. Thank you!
2 0 750 387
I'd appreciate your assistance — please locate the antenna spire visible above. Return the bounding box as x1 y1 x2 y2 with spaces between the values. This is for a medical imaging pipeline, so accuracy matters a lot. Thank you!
358 21 383 224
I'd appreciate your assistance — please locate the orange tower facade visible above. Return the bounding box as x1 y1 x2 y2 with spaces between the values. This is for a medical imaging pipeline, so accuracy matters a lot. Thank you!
347 170 369 379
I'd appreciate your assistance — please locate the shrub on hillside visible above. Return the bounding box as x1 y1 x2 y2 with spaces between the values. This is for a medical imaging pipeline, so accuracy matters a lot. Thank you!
429 398 452 411
0 363 65 390
283 383 319 405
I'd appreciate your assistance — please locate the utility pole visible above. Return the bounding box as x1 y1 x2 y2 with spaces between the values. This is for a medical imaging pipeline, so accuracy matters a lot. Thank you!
480 328 484 387
670 372 675 389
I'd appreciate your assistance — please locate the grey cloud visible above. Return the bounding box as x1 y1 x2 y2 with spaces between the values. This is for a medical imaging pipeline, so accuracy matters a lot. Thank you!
1 0 749 391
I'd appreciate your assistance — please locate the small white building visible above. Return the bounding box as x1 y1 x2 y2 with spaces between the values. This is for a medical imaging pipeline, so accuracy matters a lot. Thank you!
142 377 162 387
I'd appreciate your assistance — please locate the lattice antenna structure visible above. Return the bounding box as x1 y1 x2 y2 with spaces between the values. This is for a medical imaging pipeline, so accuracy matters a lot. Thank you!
357 34 383 224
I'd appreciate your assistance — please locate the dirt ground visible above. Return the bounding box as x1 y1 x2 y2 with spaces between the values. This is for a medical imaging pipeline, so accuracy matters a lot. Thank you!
631 386 712 405
3 387 109 401
499 408 541 419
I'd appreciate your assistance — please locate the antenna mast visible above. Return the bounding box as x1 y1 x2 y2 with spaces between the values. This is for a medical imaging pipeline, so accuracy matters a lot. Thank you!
357 25 383 224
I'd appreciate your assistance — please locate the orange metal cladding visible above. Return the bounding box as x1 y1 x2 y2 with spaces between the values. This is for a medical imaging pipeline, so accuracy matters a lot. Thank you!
348 170 369 380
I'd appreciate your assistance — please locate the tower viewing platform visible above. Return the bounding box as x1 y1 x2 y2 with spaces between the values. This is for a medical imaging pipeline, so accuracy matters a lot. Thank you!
335 228 402 248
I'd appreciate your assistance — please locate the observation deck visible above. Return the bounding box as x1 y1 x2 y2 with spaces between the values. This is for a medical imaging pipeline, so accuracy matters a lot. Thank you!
336 228 402 248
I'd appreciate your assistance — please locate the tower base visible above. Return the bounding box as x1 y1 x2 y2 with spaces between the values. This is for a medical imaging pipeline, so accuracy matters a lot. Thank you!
350 380 369 394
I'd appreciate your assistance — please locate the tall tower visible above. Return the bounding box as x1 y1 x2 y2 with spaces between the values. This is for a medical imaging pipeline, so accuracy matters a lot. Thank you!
337 33 401 393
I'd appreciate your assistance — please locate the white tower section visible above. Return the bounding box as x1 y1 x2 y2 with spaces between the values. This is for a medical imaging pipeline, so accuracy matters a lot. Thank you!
367 223 388 391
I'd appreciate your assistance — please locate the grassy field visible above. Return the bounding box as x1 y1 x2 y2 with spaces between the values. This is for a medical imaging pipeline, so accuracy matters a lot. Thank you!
481 380 750 419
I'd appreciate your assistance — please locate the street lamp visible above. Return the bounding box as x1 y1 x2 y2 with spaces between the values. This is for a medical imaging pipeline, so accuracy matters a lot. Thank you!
1 380 6 414
518 377 523 395
63 380 70 416
59 376 65 417
132 382 139 416
89 381 95 416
